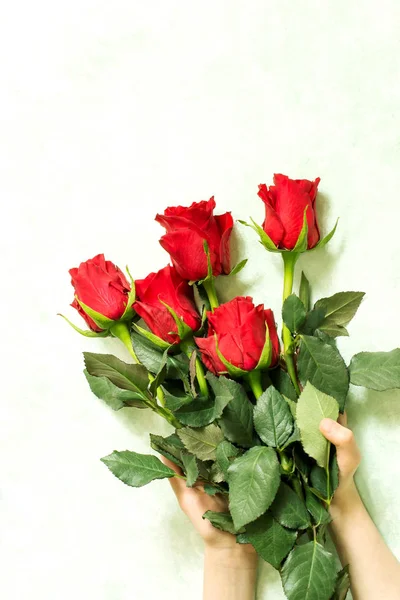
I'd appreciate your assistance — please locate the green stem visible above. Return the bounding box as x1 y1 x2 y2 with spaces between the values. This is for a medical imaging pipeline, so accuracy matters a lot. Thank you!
154 404 182 429
325 441 331 505
181 338 209 398
281 252 301 397
246 370 263 399
195 358 209 398
203 278 219 311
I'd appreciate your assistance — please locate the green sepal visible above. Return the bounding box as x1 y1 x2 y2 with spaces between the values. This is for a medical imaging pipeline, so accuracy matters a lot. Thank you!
159 299 194 340
292 206 309 253
238 218 281 253
299 271 310 311
228 259 248 277
214 335 248 377
119 265 136 321
254 326 272 370
311 217 339 251
74 295 115 329
196 240 214 285
132 323 171 350
57 313 109 338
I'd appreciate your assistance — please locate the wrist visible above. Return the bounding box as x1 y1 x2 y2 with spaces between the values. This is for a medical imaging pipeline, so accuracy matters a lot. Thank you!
204 542 258 570
329 480 363 521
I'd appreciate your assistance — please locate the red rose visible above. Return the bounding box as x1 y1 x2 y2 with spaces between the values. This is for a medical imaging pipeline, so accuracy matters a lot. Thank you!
195 296 280 375
258 174 321 250
134 265 201 344
69 253 131 332
155 197 233 281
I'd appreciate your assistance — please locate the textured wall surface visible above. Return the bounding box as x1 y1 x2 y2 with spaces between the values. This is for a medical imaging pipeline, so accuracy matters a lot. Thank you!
2 2 400 598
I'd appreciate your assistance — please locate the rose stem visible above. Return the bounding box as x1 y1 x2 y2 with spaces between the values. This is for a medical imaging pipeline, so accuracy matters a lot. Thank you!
281 252 301 396
246 370 263 399
202 278 219 311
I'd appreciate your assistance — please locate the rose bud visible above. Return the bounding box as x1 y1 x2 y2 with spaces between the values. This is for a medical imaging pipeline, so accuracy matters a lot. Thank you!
155 197 233 281
68 253 134 332
134 265 201 345
258 174 321 250
195 296 280 376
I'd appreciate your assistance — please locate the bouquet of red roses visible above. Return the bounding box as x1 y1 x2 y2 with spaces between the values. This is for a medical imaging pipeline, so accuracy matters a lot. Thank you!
59 174 400 600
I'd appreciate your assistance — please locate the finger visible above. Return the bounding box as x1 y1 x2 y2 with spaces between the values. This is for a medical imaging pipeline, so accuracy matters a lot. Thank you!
160 455 187 498
338 411 348 427
319 418 361 475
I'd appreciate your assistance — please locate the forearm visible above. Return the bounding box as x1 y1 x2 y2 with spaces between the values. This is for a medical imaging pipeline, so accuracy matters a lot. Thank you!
329 482 400 600
203 544 258 600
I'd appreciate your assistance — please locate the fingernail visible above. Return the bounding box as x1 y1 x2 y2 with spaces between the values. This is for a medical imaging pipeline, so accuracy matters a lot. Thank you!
320 418 334 432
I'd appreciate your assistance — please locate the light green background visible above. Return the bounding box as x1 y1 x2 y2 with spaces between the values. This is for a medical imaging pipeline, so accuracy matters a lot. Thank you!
2 1 400 598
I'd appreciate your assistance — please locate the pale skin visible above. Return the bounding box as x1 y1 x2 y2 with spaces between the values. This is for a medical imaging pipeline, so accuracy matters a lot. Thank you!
162 413 400 600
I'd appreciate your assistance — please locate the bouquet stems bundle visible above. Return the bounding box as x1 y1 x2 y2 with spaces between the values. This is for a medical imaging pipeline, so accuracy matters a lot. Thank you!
59 174 400 600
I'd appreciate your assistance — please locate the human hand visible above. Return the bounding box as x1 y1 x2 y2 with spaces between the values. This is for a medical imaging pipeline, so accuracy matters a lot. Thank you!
160 456 257 557
319 411 362 513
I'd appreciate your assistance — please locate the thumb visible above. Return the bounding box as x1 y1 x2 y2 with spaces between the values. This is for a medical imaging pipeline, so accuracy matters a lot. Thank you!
319 418 361 477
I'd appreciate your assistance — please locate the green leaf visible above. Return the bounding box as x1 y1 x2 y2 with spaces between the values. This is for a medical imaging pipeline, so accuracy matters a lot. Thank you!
83 352 149 395
270 482 310 529
281 540 337 600
253 386 294 449
204 484 220 495
101 450 176 487
211 375 253 447
283 294 307 333
149 352 167 395
149 434 184 469
244 513 297 568
202 511 244 534
292 206 309 253
312 217 339 251
216 440 240 479
177 424 224 461
83 369 147 410
131 333 190 378
131 332 165 372
210 461 225 483
270 369 298 401
332 565 351 600
296 382 339 468
314 291 365 329
297 335 349 411
227 446 280 529
238 218 281 253
305 487 331 526
299 271 311 312
229 259 248 276
318 321 349 338
174 397 229 427
299 307 327 336
173 372 233 427
349 348 400 391
164 390 193 412
314 329 338 347
181 452 199 487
